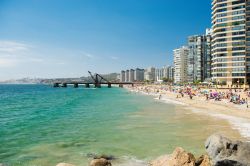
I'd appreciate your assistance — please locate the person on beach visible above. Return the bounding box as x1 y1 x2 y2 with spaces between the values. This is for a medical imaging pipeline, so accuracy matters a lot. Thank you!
206 94 209 100
159 94 162 100
189 94 193 100
246 98 249 108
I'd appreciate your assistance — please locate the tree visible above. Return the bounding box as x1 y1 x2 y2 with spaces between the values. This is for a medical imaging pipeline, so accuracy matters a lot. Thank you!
162 77 169 83
193 80 201 86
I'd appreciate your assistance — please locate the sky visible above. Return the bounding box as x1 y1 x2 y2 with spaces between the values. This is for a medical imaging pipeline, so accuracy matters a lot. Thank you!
0 0 211 80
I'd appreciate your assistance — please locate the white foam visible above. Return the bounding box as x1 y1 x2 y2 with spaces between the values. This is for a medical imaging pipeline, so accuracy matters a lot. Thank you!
129 89 186 106
191 108 250 139
129 88 250 139
159 97 187 106
115 156 147 166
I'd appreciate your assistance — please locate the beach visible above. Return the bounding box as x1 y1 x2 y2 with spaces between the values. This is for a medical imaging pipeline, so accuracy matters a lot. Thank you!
126 84 250 140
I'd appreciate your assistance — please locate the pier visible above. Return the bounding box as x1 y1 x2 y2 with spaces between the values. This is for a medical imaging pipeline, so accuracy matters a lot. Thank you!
53 82 134 88
53 71 139 88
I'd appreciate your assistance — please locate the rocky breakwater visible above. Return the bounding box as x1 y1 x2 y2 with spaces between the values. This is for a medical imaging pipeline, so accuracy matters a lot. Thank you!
56 155 112 166
205 134 250 166
150 134 250 166
55 134 250 166
149 147 210 166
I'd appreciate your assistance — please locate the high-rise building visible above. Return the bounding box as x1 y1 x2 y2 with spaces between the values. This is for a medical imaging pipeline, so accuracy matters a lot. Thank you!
155 66 170 81
121 68 144 82
120 70 125 82
167 65 175 81
144 67 156 81
155 68 164 81
187 30 212 83
129 69 135 82
212 0 247 85
205 29 213 81
125 70 129 82
174 46 189 83
245 0 250 84
134 68 144 82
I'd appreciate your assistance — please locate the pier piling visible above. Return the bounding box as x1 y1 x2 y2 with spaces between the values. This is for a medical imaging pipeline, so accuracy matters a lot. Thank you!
53 83 59 88
74 83 79 88
62 83 67 88
95 83 101 88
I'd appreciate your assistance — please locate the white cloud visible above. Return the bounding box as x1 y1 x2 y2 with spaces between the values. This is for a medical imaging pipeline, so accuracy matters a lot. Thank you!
110 56 119 60
56 62 66 65
80 51 98 59
84 53 94 58
0 40 44 67
0 58 18 68
0 41 30 55
28 58 44 62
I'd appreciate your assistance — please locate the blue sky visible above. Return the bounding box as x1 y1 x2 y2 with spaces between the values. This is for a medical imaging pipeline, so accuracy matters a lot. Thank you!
0 0 211 80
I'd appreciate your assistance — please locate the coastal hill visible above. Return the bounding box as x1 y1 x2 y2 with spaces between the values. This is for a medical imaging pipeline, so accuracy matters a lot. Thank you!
0 73 119 84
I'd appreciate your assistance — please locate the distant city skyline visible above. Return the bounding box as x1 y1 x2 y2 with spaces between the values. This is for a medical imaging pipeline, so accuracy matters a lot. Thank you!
0 0 211 80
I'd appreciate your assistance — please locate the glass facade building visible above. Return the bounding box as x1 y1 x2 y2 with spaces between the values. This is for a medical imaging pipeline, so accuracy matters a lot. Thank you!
187 31 212 83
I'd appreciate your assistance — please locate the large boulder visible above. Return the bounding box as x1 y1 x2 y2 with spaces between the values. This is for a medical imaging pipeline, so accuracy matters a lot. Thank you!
149 155 170 166
205 134 250 166
90 158 112 166
93 154 115 160
195 155 211 166
150 147 196 166
56 163 75 166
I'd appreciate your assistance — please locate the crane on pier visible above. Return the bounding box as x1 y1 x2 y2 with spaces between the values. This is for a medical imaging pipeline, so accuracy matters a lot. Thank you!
88 71 110 88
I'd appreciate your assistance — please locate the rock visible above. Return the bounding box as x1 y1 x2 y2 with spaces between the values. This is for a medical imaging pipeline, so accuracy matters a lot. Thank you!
205 134 250 166
150 147 196 166
215 160 246 166
90 158 112 166
195 155 211 166
56 163 75 166
93 154 116 160
87 153 115 160
149 155 170 166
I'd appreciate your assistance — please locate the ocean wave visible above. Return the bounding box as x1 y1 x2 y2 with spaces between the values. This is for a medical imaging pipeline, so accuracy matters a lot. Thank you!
155 97 187 106
191 108 250 140
115 156 147 166
129 89 186 106
130 89 250 140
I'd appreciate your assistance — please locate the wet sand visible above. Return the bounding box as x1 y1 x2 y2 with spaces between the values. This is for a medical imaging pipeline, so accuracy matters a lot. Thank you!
127 85 250 141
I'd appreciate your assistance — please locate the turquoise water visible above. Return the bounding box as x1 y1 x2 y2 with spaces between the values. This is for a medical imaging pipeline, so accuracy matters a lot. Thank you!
0 84 241 166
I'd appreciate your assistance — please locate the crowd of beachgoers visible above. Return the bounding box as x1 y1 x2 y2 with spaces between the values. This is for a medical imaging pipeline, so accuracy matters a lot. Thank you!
127 84 250 108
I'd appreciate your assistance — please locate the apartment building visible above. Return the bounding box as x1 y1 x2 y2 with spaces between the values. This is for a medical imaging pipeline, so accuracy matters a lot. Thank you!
174 46 189 83
187 29 212 82
212 0 247 85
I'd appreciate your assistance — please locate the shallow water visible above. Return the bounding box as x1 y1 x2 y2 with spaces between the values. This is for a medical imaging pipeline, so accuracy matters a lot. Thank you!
0 84 242 166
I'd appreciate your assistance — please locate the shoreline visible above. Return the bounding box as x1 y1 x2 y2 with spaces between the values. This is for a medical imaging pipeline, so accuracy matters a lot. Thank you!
125 85 250 140
1 84 249 166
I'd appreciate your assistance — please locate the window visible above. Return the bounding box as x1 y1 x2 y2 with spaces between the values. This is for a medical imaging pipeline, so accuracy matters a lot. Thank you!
232 5 245 10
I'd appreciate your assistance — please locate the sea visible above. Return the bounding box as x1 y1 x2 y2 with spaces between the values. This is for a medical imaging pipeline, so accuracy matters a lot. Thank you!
0 84 245 166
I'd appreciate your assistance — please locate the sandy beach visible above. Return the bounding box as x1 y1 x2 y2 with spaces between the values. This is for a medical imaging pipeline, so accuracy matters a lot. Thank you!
126 84 250 140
